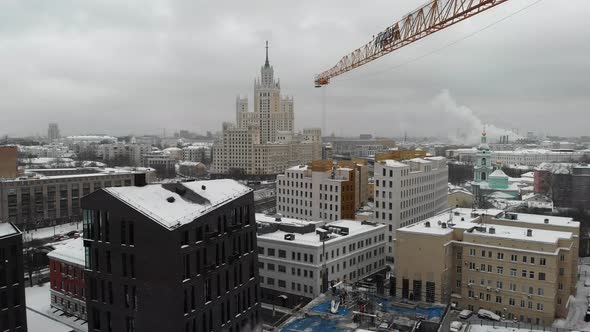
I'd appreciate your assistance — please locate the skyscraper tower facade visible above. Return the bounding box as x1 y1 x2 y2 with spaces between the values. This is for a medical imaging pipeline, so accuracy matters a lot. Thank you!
48 123 60 141
237 41 294 144
212 42 320 177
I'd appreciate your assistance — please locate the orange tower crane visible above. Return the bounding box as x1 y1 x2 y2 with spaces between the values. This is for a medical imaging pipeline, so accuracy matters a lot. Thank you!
314 0 511 87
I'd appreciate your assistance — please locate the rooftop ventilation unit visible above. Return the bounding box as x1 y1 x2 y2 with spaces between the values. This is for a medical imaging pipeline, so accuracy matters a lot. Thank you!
489 227 496 234
544 218 549 224
201 185 206 190
275 213 283 222
526 229 533 237
166 196 175 203
284 234 295 241
461 217 465 221
425 221 431 228
441 223 447 229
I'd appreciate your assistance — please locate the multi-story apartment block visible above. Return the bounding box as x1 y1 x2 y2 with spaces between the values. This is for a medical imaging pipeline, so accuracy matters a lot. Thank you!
373 156 448 260
0 168 147 230
0 146 18 179
276 160 369 222
182 144 212 163
211 42 321 177
0 222 27 331
82 179 260 332
48 238 86 320
95 143 151 166
256 214 387 307
142 151 177 177
394 208 579 326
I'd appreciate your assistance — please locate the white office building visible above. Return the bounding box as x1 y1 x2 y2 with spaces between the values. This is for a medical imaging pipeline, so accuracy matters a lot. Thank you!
256 214 387 307
373 157 448 261
276 160 369 222
446 148 590 166
95 143 151 166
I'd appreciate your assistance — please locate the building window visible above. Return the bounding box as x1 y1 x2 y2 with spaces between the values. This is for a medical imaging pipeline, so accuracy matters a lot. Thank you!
539 272 546 281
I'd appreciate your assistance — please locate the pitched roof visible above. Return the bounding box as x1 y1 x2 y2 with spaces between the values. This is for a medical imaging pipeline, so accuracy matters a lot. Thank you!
104 179 252 230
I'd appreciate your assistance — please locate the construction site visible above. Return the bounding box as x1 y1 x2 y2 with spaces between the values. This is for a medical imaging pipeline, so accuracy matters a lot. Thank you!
272 278 447 332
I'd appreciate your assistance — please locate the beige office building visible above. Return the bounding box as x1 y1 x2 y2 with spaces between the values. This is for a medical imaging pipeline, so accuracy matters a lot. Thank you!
394 208 579 326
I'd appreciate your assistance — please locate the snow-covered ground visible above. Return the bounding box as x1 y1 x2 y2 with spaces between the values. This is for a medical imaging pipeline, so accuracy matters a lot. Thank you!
26 283 87 332
553 264 590 331
23 223 82 242
468 326 549 332
26 308 73 332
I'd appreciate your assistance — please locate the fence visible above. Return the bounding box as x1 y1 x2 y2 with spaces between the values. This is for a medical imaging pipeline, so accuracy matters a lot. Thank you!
470 319 580 332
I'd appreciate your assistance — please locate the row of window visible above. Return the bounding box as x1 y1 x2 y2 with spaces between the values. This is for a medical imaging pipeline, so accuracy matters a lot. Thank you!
259 262 315 278
467 249 551 265
258 235 385 263
465 262 549 280
467 290 546 311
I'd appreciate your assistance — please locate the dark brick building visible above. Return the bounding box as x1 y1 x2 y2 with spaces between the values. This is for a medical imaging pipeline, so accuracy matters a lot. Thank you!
48 238 87 320
0 222 27 331
82 179 261 332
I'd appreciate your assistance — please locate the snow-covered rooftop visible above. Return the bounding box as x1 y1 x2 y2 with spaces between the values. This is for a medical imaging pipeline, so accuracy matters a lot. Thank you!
105 179 252 230
467 224 573 244
255 213 324 227
257 220 385 247
47 238 84 266
382 160 407 168
397 208 578 244
0 223 19 237
498 212 578 229
489 169 508 178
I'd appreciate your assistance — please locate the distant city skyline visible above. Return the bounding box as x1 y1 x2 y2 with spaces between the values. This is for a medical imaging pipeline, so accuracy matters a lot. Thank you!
0 1 588 141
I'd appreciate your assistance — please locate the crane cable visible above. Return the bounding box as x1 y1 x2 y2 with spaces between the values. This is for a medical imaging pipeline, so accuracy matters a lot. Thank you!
337 0 545 83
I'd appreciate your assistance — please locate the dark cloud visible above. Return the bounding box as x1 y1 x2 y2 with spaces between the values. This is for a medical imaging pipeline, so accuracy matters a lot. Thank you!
0 0 587 143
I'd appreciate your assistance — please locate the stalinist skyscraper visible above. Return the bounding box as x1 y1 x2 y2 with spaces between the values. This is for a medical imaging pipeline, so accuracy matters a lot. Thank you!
212 42 321 177
236 41 294 143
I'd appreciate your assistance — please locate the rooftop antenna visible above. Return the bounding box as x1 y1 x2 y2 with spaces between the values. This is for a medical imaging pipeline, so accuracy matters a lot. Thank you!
264 40 269 67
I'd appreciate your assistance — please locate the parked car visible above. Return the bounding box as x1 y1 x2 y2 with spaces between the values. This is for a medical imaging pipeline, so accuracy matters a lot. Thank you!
458 309 472 319
477 309 501 321
66 230 80 238
584 279 590 287
450 321 464 332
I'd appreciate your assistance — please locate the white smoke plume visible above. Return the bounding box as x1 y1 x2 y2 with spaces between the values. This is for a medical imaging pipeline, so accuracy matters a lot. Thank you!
430 90 519 145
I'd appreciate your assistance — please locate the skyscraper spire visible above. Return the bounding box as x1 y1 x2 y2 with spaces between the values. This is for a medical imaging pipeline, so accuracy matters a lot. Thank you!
264 40 269 67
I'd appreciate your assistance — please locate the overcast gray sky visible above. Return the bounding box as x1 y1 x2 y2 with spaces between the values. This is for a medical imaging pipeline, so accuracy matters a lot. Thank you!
0 0 588 143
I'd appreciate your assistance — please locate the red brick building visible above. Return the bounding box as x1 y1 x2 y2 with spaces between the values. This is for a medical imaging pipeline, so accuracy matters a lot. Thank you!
47 238 86 320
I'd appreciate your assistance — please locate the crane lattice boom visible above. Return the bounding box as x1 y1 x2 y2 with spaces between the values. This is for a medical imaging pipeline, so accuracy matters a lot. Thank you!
314 0 509 87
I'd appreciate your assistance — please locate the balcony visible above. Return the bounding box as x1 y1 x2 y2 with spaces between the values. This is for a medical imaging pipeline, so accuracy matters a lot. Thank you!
204 231 219 241
226 224 242 233
228 252 240 263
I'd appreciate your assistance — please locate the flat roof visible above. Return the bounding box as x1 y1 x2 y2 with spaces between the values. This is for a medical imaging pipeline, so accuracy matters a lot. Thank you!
399 209 576 244
47 238 85 266
382 160 407 168
498 212 579 229
0 222 19 238
258 219 385 247
255 213 324 227
467 224 573 244
105 179 252 230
